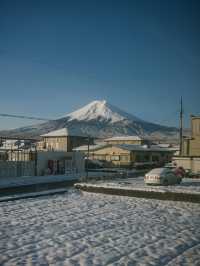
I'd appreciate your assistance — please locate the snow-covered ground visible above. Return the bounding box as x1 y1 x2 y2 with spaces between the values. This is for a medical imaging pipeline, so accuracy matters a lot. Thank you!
79 177 200 195
0 189 200 265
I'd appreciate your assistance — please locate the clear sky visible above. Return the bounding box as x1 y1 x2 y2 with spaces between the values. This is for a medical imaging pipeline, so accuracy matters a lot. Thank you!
0 0 199 130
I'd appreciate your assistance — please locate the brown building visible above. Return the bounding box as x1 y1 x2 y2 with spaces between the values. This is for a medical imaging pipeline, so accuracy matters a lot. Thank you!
37 128 93 152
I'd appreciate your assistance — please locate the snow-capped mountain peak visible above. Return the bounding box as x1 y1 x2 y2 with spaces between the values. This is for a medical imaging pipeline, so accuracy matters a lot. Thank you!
66 100 140 123
0 100 178 139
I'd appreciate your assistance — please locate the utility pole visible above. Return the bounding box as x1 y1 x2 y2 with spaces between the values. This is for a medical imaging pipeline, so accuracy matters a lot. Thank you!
179 97 183 156
86 136 90 181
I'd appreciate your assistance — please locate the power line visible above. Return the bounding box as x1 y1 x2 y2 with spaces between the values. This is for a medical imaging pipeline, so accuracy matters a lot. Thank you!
0 113 52 121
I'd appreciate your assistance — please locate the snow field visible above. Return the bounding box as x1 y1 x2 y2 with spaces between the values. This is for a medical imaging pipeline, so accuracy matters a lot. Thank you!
0 189 200 265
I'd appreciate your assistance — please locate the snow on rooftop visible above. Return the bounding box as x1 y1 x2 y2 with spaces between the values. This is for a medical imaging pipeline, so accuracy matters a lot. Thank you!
115 144 175 152
73 143 107 151
105 135 142 141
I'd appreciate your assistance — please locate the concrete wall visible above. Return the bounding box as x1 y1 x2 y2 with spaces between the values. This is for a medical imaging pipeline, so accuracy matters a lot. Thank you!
37 151 84 176
0 151 84 178
173 157 200 173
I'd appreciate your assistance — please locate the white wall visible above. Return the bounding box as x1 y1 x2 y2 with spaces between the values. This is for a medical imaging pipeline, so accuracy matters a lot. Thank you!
37 151 84 176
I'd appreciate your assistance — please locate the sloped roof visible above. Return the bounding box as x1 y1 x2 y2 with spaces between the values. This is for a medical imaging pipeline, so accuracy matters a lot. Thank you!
73 144 108 152
116 144 176 152
105 136 143 142
73 143 176 154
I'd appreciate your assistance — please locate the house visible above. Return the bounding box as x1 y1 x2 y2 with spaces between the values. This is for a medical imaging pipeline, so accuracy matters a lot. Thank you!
104 136 148 145
37 128 93 152
173 115 200 173
181 115 200 156
74 143 175 168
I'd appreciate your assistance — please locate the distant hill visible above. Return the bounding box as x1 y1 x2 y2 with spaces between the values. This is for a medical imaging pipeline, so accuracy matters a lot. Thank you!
0 100 180 140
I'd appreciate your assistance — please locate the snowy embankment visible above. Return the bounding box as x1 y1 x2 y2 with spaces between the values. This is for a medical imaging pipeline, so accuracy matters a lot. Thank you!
0 174 80 197
0 190 199 265
0 175 79 189
75 177 200 203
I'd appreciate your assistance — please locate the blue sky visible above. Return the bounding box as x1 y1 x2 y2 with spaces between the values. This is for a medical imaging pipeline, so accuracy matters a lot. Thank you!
0 0 199 130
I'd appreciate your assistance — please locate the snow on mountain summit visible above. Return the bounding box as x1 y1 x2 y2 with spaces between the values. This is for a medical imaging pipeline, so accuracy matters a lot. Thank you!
65 100 141 123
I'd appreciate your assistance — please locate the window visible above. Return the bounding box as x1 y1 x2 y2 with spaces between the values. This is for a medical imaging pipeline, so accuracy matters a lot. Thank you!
135 154 142 162
95 155 106 161
144 155 150 161
152 155 159 162
120 155 129 161
111 155 120 161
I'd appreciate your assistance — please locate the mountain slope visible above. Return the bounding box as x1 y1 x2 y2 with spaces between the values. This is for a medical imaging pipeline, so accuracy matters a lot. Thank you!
0 100 179 139
66 100 142 123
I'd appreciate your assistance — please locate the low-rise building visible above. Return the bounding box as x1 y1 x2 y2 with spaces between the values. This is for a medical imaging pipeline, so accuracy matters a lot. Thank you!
37 128 93 152
173 115 200 173
181 115 200 156
74 143 176 168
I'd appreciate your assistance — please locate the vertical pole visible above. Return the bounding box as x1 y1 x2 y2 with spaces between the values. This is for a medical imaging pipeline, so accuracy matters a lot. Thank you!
34 145 38 176
86 136 90 180
179 97 183 156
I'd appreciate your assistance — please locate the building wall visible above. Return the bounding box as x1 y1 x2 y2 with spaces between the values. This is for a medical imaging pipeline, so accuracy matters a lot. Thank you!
0 151 84 178
191 117 200 138
38 136 92 152
43 137 68 151
182 138 190 156
37 151 84 176
89 146 131 167
180 117 200 157
189 139 200 156
173 156 200 173
87 146 172 168
105 139 144 145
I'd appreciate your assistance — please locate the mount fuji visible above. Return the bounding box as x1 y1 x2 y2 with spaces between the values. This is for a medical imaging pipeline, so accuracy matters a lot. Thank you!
0 100 178 139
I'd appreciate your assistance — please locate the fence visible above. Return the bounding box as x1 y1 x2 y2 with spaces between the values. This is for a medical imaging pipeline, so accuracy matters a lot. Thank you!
0 137 37 178
0 161 35 178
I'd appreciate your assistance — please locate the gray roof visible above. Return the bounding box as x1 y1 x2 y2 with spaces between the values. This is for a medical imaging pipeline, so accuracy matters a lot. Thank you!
105 135 142 141
73 143 176 153
116 144 176 152
73 143 108 152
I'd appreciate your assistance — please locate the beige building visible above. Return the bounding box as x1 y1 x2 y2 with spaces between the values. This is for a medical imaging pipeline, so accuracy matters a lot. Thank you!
37 128 93 152
104 136 147 145
181 115 200 156
74 144 175 168
173 115 200 174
